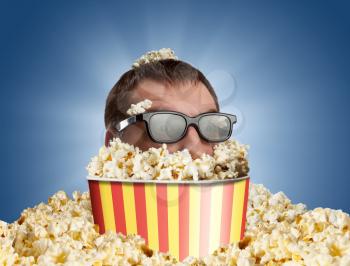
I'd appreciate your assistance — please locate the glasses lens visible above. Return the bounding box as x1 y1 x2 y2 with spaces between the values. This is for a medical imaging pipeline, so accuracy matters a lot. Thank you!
149 113 187 142
198 115 231 141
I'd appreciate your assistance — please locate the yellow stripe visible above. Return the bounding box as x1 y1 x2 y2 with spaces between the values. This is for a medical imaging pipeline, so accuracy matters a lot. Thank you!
230 179 246 242
99 182 116 232
209 184 223 253
189 185 201 257
167 184 179 259
145 183 159 250
122 183 137 235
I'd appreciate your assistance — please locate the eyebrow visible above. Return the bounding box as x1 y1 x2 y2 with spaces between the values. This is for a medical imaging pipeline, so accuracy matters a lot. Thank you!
147 107 219 113
206 108 218 112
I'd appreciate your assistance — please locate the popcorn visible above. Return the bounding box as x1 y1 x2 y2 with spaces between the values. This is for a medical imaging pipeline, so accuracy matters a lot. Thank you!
132 48 178 69
1 184 349 265
126 98 153 116
194 185 350 266
0 190 178 265
86 136 250 180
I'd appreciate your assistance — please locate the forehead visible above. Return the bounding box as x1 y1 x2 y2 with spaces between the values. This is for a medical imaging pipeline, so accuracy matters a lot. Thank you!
130 79 218 116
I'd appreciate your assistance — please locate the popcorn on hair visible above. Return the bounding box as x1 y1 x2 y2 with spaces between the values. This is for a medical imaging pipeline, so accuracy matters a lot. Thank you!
132 48 178 69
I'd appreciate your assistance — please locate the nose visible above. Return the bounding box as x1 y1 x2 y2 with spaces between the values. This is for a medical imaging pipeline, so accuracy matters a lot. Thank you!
176 126 213 159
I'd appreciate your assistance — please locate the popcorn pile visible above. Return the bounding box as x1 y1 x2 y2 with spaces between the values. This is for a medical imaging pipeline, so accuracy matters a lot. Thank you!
196 185 350 265
0 190 178 265
86 137 249 181
132 48 178 69
1 184 349 265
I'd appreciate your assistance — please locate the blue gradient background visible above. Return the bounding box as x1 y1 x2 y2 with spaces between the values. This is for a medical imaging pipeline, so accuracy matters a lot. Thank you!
1 1 349 222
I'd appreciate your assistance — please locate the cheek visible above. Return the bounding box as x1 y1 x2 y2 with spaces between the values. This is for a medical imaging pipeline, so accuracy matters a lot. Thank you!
121 125 144 143
166 143 181 153
121 124 162 151
207 143 215 156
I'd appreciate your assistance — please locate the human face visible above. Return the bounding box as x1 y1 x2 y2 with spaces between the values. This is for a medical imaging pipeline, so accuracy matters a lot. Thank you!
106 79 219 159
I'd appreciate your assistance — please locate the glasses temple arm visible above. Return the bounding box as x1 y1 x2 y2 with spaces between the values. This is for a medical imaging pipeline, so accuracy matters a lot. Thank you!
115 114 143 132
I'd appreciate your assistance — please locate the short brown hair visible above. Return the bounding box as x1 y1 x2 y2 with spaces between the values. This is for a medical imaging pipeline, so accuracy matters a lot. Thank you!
104 59 219 133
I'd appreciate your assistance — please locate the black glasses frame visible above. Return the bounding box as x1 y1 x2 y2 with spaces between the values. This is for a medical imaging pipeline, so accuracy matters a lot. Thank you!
115 111 237 144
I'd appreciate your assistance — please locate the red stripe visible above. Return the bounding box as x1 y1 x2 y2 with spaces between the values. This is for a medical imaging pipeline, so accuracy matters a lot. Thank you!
178 185 190 260
220 183 234 245
156 184 169 252
134 183 148 243
88 180 105 234
111 182 126 234
199 185 212 257
240 178 250 239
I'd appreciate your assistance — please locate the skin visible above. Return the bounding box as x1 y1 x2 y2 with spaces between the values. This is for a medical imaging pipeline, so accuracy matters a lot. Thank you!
105 79 219 159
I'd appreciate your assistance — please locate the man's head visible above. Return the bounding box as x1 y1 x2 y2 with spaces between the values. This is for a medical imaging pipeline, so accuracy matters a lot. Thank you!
104 59 220 159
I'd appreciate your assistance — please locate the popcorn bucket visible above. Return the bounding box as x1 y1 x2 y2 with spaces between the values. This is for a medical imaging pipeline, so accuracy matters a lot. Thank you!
87 176 250 260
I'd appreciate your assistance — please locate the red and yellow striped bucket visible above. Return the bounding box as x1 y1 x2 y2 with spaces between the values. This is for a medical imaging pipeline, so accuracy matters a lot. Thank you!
87 176 250 260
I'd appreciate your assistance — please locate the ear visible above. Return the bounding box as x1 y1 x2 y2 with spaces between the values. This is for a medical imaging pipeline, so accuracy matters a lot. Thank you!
105 130 113 147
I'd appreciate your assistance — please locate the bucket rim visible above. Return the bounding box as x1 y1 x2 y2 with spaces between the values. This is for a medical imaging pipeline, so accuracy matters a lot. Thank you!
86 175 249 184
